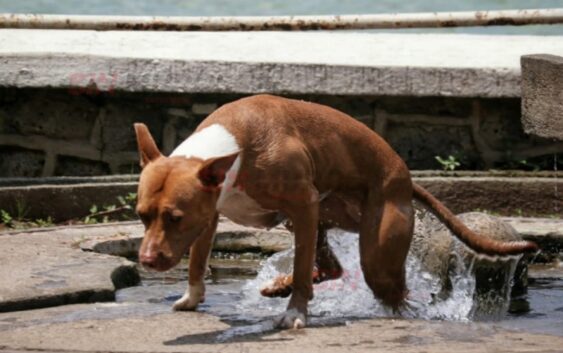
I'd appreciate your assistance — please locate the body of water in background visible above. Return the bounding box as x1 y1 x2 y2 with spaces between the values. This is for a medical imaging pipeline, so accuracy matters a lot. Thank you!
0 0 562 34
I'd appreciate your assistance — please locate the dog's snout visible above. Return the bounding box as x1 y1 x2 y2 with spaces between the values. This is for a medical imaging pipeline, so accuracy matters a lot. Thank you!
140 250 165 270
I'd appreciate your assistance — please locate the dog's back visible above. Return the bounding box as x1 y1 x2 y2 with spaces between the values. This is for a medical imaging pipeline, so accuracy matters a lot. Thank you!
198 94 410 192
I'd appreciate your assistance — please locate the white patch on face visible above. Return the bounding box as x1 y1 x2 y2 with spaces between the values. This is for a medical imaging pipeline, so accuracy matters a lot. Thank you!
170 124 240 160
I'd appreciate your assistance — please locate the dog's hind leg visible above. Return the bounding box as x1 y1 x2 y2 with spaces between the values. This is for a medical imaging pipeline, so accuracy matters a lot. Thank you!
314 226 343 283
359 189 414 310
260 225 342 298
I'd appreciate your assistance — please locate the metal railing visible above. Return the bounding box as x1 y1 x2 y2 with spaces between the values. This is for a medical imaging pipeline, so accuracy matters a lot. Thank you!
0 8 562 31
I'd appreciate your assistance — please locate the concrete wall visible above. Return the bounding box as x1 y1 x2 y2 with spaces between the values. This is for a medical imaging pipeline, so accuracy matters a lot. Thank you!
1 31 563 177
1 87 562 177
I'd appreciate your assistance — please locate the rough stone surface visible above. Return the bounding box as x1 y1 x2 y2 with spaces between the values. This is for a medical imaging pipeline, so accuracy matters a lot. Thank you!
78 218 291 257
71 214 563 260
503 216 563 261
0 303 562 353
0 225 140 312
6 89 99 140
0 213 560 315
0 181 138 221
1 88 563 176
1 173 561 222
415 176 563 217
100 102 165 154
0 147 44 177
386 124 478 170
0 32 562 177
521 54 563 140
2 31 563 97
54 155 111 176
411 211 529 307
214 218 292 253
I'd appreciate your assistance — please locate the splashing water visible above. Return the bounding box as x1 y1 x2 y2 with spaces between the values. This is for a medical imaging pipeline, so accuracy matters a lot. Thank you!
237 210 483 323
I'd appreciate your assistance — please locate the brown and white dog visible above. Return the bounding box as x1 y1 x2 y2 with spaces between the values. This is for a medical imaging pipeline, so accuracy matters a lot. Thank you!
134 94 537 329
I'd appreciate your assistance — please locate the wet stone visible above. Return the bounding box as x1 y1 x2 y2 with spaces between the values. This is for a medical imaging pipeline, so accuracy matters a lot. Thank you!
0 227 140 312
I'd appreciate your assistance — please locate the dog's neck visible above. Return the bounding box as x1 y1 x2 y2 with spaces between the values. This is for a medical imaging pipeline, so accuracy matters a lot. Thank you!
170 123 242 210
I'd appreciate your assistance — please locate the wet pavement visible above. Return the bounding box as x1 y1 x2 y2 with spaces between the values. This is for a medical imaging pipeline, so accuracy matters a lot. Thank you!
1 220 562 352
1 286 562 353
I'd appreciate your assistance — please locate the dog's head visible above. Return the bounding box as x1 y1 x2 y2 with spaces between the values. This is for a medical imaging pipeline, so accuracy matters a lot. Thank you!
134 123 238 271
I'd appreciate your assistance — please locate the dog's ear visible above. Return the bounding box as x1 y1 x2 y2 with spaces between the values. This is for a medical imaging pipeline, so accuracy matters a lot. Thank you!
197 152 240 189
134 123 162 168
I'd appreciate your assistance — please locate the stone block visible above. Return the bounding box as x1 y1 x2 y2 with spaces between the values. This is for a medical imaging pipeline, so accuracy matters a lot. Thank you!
386 125 479 169
9 89 98 140
101 102 164 153
192 103 218 115
377 96 472 118
521 54 563 140
0 147 44 177
54 156 111 176
478 98 530 150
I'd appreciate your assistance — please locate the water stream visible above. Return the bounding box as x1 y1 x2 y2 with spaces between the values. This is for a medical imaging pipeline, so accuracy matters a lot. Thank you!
117 227 562 340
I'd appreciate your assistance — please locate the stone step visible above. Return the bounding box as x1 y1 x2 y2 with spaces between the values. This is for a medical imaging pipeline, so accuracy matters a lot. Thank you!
0 172 561 222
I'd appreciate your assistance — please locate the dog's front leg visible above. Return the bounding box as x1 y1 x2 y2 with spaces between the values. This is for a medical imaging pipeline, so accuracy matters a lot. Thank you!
173 213 219 311
274 202 318 329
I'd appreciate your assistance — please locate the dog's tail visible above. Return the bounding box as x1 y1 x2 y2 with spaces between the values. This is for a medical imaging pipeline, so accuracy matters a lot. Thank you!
412 182 538 256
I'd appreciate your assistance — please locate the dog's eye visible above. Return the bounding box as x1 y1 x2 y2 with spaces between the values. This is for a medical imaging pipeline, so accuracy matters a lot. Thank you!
166 211 183 223
137 211 150 225
169 214 182 223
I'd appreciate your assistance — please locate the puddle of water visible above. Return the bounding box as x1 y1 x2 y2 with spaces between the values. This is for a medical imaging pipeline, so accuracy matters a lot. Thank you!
498 271 563 336
235 230 478 323
114 212 562 340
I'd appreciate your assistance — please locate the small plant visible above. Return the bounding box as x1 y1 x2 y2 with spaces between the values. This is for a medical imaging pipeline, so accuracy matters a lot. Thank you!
435 155 461 171
472 208 502 216
0 209 13 226
0 193 138 231
83 193 137 224
13 199 29 221
33 217 54 228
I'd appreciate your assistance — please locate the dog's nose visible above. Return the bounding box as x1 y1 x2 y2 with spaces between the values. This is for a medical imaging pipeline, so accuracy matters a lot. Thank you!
139 251 164 269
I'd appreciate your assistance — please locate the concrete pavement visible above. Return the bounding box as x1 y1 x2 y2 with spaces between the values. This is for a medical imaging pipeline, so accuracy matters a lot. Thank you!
0 302 562 353
0 223 140 312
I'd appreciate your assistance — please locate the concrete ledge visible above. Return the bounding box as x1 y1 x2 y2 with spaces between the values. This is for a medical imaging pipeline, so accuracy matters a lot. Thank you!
79 219 292 257
1 173 560 221
1 31 563 97
503 217 563 259
59 216 563 259
521 54 563 140
0 182 138 221
416 176 562 216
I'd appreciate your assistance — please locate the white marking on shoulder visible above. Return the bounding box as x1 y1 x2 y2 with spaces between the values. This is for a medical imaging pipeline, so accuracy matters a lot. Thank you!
170 124 239 160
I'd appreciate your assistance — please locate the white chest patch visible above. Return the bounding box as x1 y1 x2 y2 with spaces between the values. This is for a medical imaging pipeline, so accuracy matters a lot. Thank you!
170 124 275 227
171 124 239 160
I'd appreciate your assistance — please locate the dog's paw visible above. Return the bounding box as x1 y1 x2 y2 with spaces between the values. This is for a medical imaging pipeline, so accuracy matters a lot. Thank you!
172 283 204 311
172 294 203 311
260 275 293 298
274 308 306 329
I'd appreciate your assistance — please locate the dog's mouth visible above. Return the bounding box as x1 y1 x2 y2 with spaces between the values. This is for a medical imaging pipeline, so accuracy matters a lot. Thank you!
140 254 176 272
140 225 207 272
